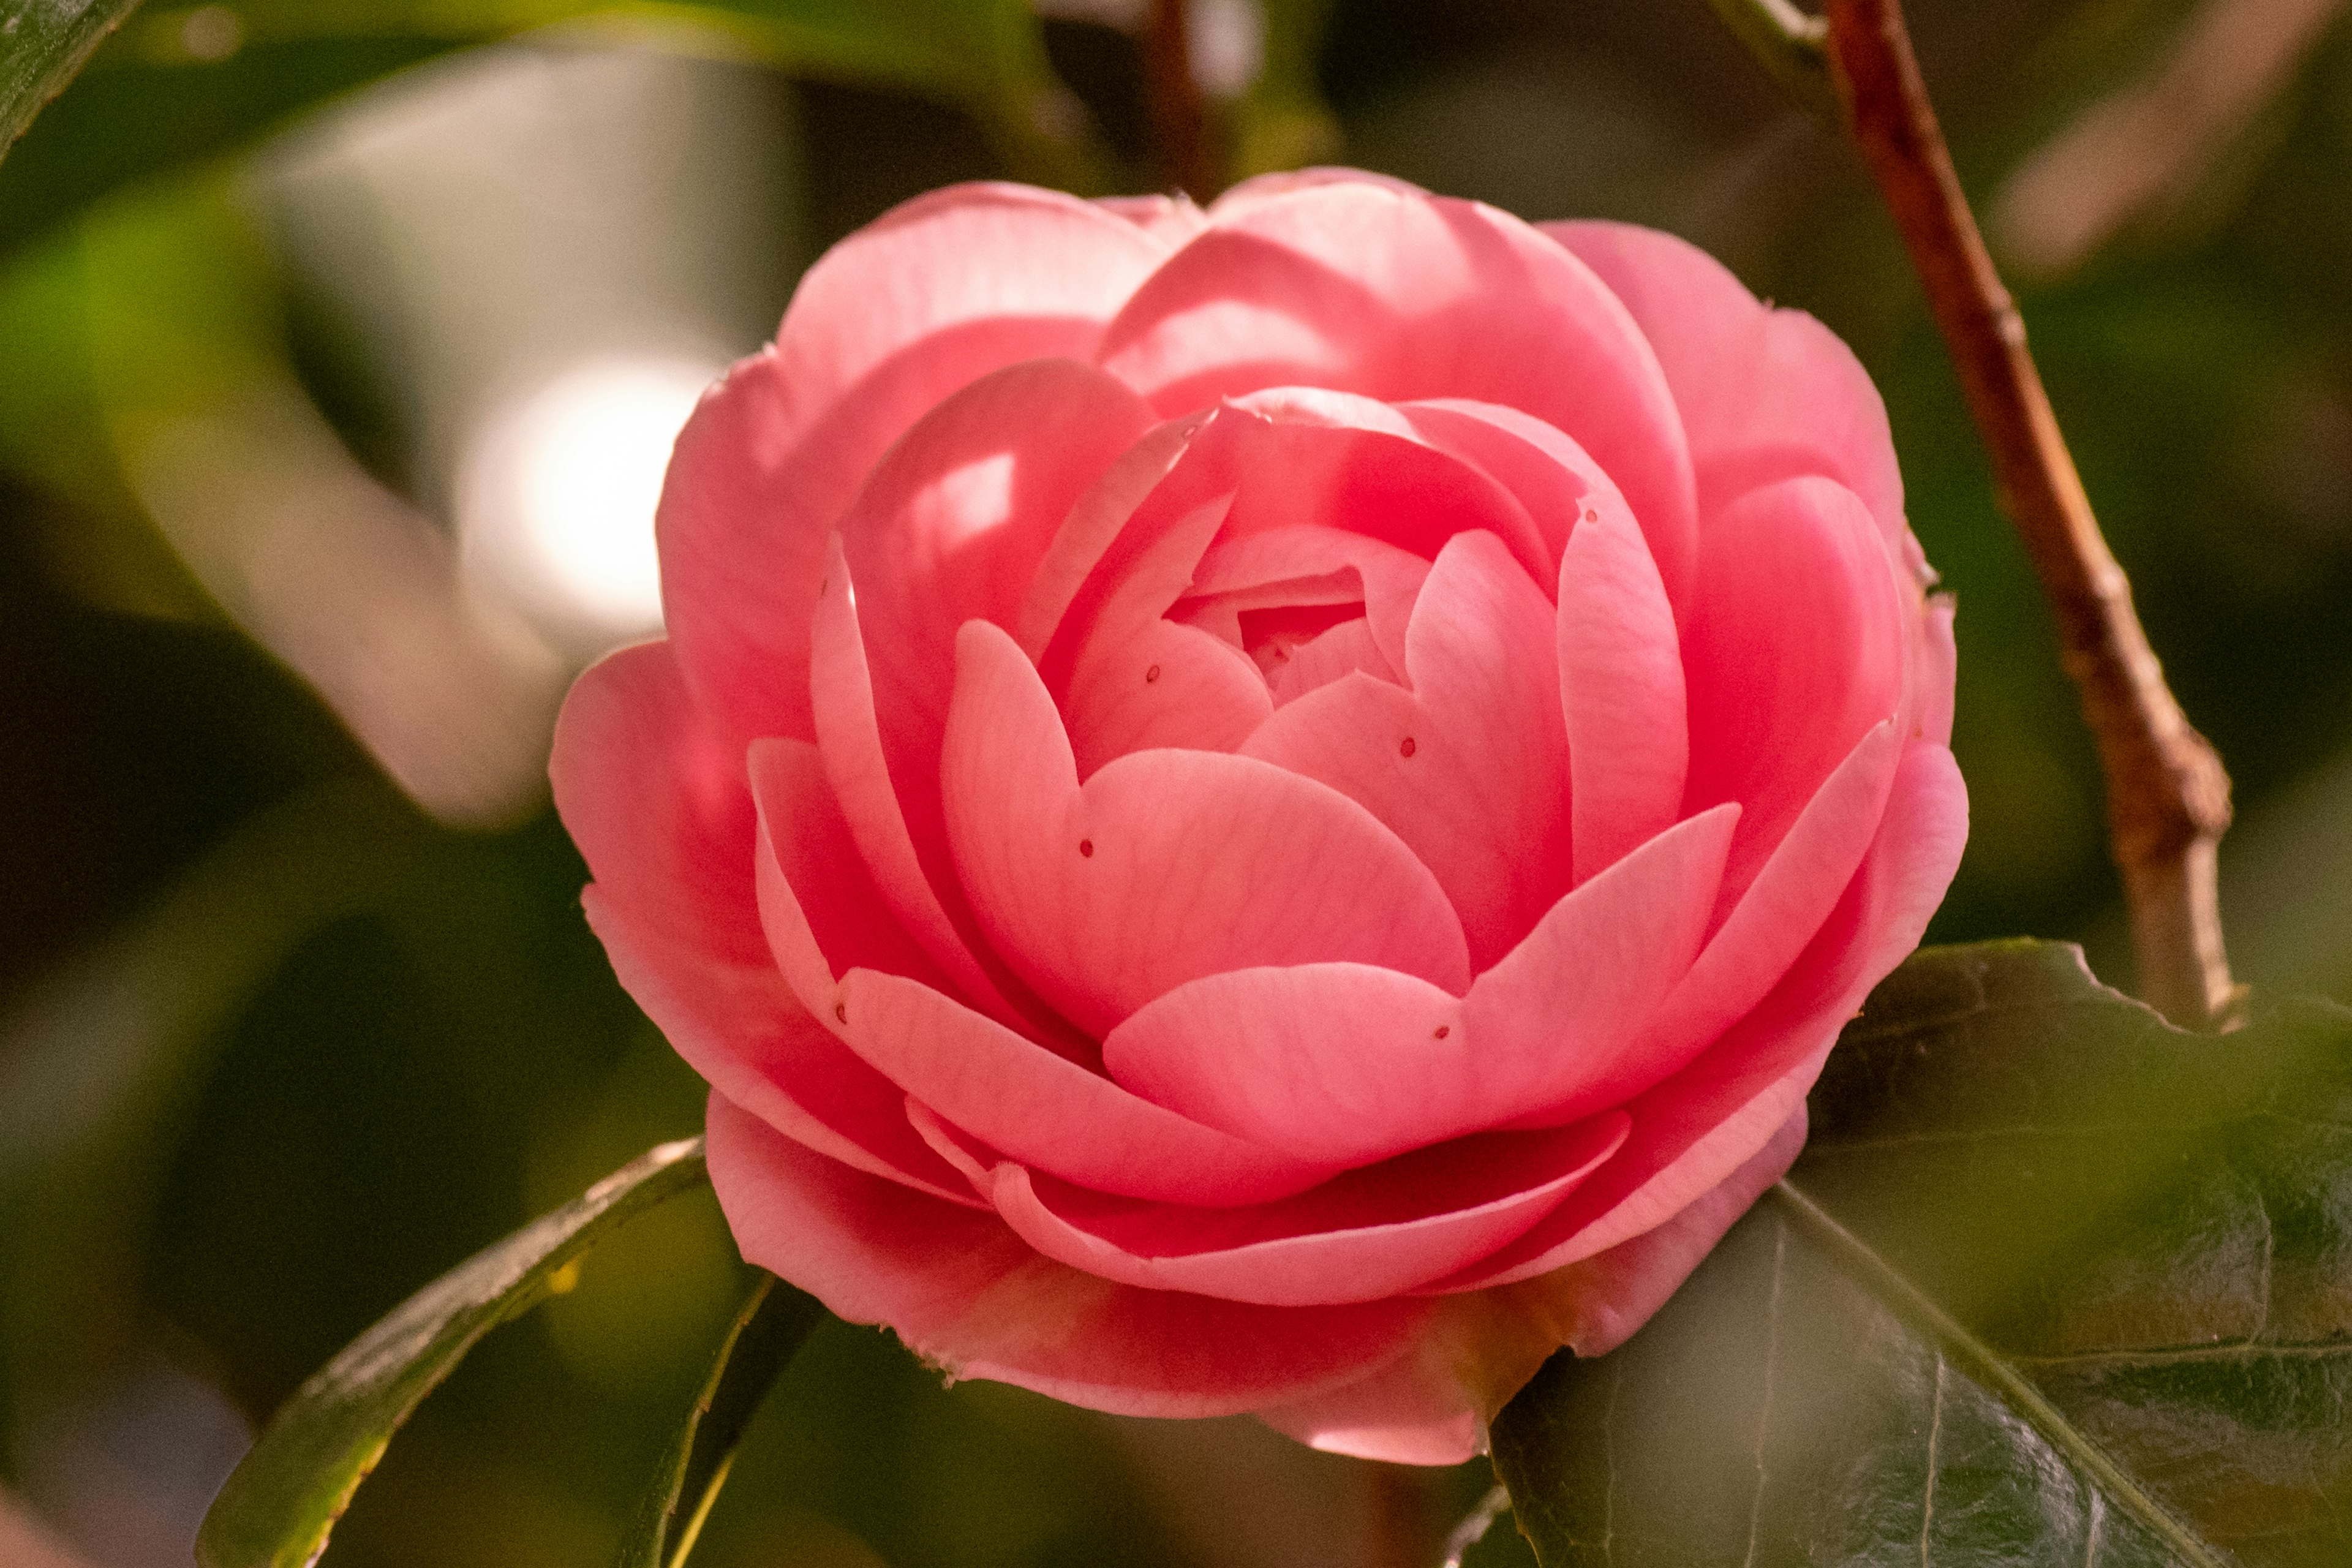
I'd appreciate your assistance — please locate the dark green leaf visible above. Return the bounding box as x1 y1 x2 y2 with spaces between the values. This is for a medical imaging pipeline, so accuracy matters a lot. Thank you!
0 0 142 159
615 1270 827 1568
196 1136 713 1568
1491 940 2352 1567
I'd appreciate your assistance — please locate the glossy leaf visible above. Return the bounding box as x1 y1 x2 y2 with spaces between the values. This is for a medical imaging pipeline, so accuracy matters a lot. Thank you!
616 1270 828 1568
197 1137 713 1568
0 0 141 160
1491 940 2352 1567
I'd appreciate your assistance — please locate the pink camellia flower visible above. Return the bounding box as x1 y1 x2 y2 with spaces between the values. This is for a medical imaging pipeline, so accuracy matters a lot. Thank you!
551 170 1966 1464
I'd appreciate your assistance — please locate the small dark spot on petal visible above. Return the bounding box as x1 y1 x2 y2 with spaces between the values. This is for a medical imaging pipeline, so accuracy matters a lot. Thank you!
1079 839 1095 858
1433 1024 1450 1039
1144 665 1161 684
1583 508 1597 523
834 1001 848 1023
1399 736 1417 758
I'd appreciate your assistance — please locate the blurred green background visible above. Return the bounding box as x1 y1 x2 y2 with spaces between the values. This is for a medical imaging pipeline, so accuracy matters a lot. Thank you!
4 0 2351 1562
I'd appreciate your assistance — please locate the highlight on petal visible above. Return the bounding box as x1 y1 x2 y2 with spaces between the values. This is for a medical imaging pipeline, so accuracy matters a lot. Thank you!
708 1090 1434 1420
1099 183 1695 595
663 184 1172 748
839 358 1158 786
943 618 1472 1037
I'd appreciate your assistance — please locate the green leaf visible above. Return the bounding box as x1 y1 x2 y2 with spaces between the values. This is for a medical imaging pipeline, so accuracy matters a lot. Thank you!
0 0 143 159
1491 940 2352 1567
615 1270 828 1568
196 1136 714 1568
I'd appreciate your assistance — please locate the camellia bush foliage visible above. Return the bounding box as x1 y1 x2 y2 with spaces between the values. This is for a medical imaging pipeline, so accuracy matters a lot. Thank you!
7 1 2352 1566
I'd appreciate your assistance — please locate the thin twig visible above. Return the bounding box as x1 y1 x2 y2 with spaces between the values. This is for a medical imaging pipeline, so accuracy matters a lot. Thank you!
1820 0 2239 1030
1144 0 1216 197
1698 0 1841 127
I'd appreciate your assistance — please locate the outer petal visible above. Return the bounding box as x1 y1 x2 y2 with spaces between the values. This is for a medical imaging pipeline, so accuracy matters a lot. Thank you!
662 184 1173 748
1255 1104 1807 1463
1682 476 1909 907
809 537 1033 1031
708 1090 1431 1419
1240 530 1570 967
551 640 761 965
1441 737 1966 1291
943 620 1471 1036
1543 219 1905 545
981 1115 1627 1306
553 646 975 1202
1099 183 1697 605
827 967 1338 1205
1544 721 1902 1125
1105 806 1735 1164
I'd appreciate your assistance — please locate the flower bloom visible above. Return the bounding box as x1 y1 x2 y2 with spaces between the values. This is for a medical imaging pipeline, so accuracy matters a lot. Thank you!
552 171 1966 1463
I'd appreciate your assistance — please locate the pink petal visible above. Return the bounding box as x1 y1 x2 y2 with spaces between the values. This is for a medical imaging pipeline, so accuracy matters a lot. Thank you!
1240 530 1571 967
1104 807 1735 1164
551 640 760 965
707 1090 1432 1419
1440 737 1966 1291
1543 219 1904 545
1016 413 1207 659
1534 1101 1809 1359
825 968 1336 1204
748 737 947 1001
1270 617 1398 704
1262 1100 1809 1463
1569 721 1902 1122
1096 192 1212 245
1035 393 1548 721
809 537 1027 1027
840 358 1158 785
1206 167 1430 218
1210 388 1553 581
943 619 1471 1036
1683 476 1909 907
1098 183 1695 595
1180 523 1431 680
1556 498 1688 884
663 185 1171 748
1458 802 1738 1120
1057 496 1273 775
980 1116 1628 1306
1399 398 1648 593
586 894 978 1205
1255 1348 1487 1464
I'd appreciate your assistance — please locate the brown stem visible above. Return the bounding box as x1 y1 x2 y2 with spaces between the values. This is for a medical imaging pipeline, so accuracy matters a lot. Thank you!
1364 1463 1436 1568
1145 0 1216 197
1822 0 2240 1030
